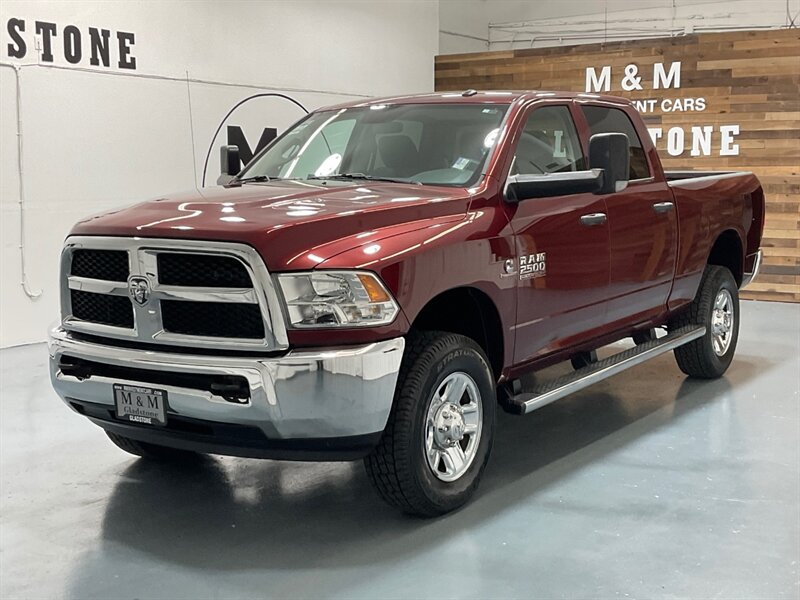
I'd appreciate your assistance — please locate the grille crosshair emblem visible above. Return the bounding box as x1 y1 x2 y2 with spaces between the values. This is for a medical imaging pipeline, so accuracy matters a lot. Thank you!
128 276 151 306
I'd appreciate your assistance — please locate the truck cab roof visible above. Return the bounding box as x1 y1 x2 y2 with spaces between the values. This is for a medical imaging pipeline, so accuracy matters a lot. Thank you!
323 90 633 111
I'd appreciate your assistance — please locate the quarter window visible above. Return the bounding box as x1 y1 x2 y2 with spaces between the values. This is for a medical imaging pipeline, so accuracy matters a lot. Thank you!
581 105 651 180
511 106 585 176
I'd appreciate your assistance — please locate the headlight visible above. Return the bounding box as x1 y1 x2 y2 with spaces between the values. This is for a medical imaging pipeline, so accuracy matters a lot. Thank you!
277 271 399 328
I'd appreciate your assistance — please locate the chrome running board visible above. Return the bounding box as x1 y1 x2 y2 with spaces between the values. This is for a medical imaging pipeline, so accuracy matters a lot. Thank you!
505 325 706 415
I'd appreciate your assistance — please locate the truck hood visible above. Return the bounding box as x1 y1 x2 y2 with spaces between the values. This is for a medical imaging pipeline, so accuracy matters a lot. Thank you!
70 180 471 270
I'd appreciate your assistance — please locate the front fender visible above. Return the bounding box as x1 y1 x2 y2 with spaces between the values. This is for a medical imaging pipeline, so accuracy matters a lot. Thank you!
316 206 517 367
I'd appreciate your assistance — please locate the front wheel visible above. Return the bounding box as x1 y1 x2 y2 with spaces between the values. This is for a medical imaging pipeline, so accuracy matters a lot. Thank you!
364 331 496 517
671 265 740 379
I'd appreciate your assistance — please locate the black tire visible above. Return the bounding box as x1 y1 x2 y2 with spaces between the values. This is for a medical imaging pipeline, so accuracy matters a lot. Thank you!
670 265 740 379
105 431 199 461
364 331 496 517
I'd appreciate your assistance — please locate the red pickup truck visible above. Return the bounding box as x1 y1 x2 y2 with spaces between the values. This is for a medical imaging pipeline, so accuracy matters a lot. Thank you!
49 91 764 516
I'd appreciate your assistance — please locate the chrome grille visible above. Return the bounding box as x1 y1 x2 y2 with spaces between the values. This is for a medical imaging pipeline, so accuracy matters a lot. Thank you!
70 290 134 328
157 253 252 288
161 300 264 338
60 237 288 351
71 249 129 282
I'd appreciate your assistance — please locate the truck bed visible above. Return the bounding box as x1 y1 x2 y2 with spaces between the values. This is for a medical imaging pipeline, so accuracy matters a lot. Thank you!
664 170 750 183
662 168 764 305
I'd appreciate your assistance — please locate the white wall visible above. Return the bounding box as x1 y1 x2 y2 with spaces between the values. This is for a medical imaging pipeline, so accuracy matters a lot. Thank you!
0 0 439 347
439 0 800 54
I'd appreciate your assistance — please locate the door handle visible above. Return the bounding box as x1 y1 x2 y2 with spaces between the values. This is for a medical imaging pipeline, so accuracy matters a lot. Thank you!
580 212 607 226
653 201 675 214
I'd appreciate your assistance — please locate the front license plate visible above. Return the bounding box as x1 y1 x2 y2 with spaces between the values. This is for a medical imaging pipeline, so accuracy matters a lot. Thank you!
113 384 168 426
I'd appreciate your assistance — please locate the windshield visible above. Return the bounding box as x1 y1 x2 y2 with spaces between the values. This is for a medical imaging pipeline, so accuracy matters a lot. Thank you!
237 103 509 187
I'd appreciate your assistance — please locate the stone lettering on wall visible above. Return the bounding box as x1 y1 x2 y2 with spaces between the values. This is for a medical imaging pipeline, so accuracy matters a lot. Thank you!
5 18 137 69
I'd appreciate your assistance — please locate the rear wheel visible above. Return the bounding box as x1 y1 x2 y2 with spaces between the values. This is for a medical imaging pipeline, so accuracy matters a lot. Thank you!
671 265 740 378
365 331 495 517
105 431 199 461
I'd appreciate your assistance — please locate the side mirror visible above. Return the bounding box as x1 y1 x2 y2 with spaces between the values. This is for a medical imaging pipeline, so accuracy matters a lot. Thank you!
217 145 241 185
506 170 603 202
589 133 629 194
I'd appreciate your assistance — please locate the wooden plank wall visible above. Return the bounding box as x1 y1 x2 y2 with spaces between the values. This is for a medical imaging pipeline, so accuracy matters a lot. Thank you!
435 29 800 302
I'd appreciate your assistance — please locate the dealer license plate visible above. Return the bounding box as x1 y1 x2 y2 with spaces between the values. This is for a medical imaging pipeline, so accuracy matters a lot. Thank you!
113 384 168 426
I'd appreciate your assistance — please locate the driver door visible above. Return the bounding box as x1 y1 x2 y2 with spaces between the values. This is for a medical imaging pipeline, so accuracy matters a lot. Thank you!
508 103 611 365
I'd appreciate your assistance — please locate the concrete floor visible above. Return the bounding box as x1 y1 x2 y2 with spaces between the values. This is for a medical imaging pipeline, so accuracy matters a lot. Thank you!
1 301 798 600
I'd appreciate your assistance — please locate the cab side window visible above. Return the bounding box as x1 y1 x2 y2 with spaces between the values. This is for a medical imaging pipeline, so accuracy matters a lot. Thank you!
511 106 585 176
581 105 651 180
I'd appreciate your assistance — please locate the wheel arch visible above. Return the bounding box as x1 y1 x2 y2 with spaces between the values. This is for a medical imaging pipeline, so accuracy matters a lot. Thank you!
707 229 744 287
411 286 504 381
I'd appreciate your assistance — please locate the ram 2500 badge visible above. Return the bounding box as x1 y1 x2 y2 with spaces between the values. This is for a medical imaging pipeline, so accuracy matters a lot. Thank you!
50 91 764 516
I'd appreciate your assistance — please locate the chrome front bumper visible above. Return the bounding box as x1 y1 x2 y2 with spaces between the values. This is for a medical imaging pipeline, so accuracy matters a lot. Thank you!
48 326 404 452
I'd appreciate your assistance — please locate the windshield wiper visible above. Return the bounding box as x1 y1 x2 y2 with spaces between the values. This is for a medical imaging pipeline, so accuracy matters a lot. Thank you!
308 173 421 185
236 175 302 184
235 175 272 183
